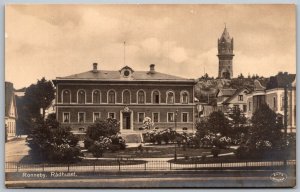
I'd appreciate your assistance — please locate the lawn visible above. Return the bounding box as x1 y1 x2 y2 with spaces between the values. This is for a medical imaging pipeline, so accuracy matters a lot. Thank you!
83 145 235 159
169 150 296 164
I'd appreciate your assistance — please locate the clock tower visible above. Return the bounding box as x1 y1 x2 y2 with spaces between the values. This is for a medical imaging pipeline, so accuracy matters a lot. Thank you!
218 26 234 79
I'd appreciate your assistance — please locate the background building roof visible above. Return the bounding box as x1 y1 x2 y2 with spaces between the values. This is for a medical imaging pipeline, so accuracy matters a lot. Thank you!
266 72 296 90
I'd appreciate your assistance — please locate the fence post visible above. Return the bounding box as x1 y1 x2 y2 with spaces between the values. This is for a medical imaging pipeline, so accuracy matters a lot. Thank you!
42 164 45 172
169 162 172 170
144 163 147 171
93 162 96 173
246 161 248 167
118 160 121 172
221 162 222 168
67 164 70 172
195 163 197 170
16 163 19 172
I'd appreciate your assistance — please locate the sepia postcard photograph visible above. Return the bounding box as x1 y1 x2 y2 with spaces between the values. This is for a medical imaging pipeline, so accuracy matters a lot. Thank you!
4 4 296 188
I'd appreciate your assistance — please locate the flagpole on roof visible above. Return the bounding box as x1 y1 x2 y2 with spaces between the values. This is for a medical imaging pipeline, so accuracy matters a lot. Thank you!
124 41 126 66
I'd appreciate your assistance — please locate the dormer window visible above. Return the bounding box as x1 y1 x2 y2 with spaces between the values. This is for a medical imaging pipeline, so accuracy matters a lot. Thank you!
119 66 134 79
124 70 130 77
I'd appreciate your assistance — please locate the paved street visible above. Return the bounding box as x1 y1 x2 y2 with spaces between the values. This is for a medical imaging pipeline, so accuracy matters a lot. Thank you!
5 170 296 188
5 136 29 162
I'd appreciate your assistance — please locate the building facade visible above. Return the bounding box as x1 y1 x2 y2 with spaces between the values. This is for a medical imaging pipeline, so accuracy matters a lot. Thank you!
264 73 296 132
53 64 196 135
5 82 17 138
218 26 234 79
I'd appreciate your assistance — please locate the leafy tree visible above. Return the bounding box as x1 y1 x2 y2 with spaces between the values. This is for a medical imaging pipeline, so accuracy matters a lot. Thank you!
15 96 32 135
196 118 209 139
24 77 55 119
84 118 125 156
85 118 120 141
27 115 81 163
229 108 247 127
207 111 231 136
228 108 248 140
249 104 283 150
238 73 244 79
198 73 214 81
142 117 154 130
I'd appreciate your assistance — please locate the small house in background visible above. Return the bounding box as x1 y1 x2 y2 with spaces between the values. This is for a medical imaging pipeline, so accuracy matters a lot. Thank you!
5 82 18 139
216 88 236 112
221 88 249 115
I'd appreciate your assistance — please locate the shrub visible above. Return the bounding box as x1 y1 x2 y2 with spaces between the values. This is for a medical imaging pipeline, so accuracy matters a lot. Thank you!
211 147 221 158
27 117 81 163
88 137 112 157
89 144 105 157
109 144 120 152
86 118 119 140
235 145 249 159
84 137 94 149
110 135 126 150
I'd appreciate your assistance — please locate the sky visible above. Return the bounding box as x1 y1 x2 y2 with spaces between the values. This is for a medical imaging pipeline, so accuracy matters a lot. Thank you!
5 4 296 89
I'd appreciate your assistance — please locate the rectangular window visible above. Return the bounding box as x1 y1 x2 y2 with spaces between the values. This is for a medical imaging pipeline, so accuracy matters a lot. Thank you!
233 105 239 112
138 112 145 123
167 112 174 122
243 105 247 112
93 112 101 122
63 112 70 123
238 95 243 101
281 96 285 110
108 112 115 119
152 113 159 123
78 112 85 123
182 113 188 123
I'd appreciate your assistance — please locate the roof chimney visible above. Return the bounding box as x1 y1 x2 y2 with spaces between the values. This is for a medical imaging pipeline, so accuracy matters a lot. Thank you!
149 64 155 73
92 63 98 73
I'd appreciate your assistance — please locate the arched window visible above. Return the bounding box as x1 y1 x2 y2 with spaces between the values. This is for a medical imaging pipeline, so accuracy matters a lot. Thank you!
137 90 145 104
181 92 189 104
167 91 174 104
77 90 86 104
108 90 116 104
152 91 160 104
62 90 71 103
123 90 131 104
93 90 101 104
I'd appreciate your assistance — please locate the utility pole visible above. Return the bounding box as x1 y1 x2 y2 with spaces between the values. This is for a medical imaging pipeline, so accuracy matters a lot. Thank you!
174 109 178 161
284 82 291 167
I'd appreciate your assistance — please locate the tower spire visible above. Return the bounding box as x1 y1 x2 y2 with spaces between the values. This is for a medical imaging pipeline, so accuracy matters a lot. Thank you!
217 26 234 79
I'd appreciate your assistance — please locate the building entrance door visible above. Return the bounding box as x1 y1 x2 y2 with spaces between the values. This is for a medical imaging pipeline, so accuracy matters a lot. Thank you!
122 112 131 130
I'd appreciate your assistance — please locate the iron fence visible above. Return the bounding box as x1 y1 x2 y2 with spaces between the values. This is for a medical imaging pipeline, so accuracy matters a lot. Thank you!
5 160 296 173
